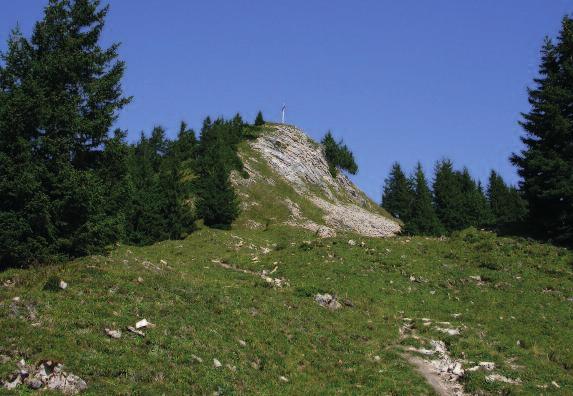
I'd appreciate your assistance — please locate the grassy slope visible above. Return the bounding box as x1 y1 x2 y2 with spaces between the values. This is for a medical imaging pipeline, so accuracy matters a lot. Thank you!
1 226 572 395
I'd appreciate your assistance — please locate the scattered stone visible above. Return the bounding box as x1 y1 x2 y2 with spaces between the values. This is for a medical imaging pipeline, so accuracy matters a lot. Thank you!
551 381 560 388
160 259 167 265
347 239 356 246
316 226 336 238
373 355 381 362
485 374 522 385
137 277 144 284
127 326 145 337
59 280 68 290
468 362 495 372
279 375 289 382
314 293 342 310
12 296 20 302
2 360 87 394
213 359 222 368
3 279 15 288
434 327 461 336
469 275 482 281
238 340 247 347
135 319 153 329
104 328 122 339
191 354 203 363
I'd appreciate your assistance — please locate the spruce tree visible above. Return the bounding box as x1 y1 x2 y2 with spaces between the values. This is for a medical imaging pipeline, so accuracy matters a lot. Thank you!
254 111 265 126
406 163 444 236
487 170 528 230
511 16 573 243
196 117 242 228
433 159 465 232
0 0 130 266
458 168 493 229
381 162 414 221
321 131 358 177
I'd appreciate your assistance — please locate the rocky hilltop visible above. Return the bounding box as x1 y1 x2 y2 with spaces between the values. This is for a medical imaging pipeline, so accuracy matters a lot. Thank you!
233 124 401 237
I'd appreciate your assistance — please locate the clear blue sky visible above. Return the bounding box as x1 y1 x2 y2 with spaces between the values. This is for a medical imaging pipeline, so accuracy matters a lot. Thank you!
1 1 571 200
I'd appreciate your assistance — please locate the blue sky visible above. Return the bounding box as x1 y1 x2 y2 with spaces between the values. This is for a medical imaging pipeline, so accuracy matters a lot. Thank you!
1 1 571 200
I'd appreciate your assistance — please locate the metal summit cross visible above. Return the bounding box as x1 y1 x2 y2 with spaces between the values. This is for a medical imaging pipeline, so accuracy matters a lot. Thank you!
281 103 286 124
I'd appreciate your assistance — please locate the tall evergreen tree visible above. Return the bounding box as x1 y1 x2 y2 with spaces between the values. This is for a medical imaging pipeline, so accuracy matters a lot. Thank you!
0 0 130 266
487 170 528 230
321 131 358 177
196 117 242 228
254 111 265 126
433 159 465 232
381 162 414 221
458 168 494 229
511 16 573 243
406 163 444 236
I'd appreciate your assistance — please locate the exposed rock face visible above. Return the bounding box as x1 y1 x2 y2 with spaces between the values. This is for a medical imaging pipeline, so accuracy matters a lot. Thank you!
247 124 400 237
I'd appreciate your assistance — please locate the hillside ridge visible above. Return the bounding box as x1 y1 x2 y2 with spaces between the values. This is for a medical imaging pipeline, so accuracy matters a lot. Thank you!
233 124 401 237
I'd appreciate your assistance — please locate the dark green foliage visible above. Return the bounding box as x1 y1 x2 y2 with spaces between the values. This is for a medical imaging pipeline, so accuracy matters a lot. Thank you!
458 168 494 229
196 117 243 228
405 163 444 236
124 124 198 245
433 159 465 232
254 111 265 126
321 131 358 177
511 17 573 244
433 160 493 233
487 170 528 231
381 162 414 221
0 0 130 267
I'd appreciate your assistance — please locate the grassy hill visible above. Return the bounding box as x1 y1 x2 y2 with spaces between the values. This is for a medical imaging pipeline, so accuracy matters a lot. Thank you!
1 125 572 394
1 225 572 394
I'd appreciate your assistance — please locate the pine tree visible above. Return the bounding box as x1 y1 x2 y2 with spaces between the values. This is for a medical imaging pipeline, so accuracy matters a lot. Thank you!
511 17 573 243
433 159 465 232
196 118 242 228
487 170 528 230
406 163 444 236
458 168 493 229
381 162 414 221
321 131 358 177
0 0 130 266
254 111 265 126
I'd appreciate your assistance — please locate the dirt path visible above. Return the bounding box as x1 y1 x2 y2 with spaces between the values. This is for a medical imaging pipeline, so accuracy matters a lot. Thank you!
402 354 466 396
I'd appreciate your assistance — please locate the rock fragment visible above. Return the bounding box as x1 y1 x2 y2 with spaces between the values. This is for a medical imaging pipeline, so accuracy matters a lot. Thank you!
104 328 122 339
314 293 342 310
213 359 222 368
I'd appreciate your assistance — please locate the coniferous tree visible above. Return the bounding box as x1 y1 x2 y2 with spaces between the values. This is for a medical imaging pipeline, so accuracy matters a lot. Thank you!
487 170 528 230
458 169 494 229
381 162 414 221
0 0 130 266
321 131 358 177
254 111 265 126
406 163 444 236
433 159 465 232
196 117 242 228
511 17 573 243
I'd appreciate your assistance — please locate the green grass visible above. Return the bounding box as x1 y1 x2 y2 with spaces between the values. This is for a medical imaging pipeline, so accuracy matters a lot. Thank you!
1 226 572 395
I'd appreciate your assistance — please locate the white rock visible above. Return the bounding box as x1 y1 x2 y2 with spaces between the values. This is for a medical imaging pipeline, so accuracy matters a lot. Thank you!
347 239 356 246
135 319 152 329
314 293 342 310
486 374 521 385
105 328 122 339
213 358 222 368
279 375 289 382
59 280 68 290
238 340 247 347
191 354 203 363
